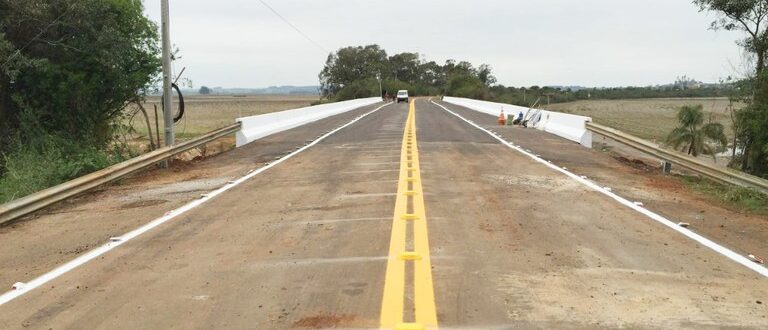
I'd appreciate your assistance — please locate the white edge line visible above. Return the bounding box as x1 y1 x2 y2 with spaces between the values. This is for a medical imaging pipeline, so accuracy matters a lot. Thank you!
430 100 768 278
0 102 393 306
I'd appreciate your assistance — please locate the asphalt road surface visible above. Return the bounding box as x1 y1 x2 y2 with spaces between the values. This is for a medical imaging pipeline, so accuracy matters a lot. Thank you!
0 99 766 329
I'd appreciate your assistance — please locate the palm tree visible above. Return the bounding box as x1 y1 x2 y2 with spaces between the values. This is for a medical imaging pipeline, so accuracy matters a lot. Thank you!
666 105 728 158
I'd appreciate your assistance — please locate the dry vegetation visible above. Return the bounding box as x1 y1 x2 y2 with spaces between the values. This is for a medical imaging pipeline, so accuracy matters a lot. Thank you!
547 97 738 143
126 94 319 141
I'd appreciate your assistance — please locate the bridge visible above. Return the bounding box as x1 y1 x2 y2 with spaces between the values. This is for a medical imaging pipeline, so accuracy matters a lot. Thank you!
0 98 766 329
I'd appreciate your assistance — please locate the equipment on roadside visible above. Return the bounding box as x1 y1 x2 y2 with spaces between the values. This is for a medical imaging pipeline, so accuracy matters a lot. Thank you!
498 108 506 125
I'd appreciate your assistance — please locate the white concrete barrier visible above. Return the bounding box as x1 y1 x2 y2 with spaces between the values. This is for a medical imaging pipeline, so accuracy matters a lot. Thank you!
442 96 592 147
235 97 382 147
439 97 531 118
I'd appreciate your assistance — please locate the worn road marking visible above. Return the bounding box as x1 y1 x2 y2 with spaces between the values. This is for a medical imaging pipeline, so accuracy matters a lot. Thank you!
380 100 438 329
0 102 394 306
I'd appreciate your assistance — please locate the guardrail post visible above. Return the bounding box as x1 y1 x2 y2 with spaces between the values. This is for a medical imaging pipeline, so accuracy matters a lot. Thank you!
661 160 672 174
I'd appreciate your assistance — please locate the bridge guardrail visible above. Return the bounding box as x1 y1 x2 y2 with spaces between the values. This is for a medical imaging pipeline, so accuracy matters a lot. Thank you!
0 123 241 225
587 122 768 195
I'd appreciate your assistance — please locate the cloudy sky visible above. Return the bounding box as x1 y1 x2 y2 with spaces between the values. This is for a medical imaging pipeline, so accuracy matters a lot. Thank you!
142 0 745 89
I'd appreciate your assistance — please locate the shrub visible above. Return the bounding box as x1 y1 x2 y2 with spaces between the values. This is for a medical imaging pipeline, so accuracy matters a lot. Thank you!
0 134 126 203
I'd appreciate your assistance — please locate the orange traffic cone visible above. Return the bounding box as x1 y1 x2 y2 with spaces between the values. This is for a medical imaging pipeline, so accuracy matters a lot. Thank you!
498 108 506 126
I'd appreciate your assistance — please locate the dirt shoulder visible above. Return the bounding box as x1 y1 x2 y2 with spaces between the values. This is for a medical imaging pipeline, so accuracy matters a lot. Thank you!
436 100 768 267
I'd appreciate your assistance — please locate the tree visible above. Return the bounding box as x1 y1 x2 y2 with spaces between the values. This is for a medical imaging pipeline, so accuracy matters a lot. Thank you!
388 52 422 84
695 0 768 175
318 45 389 98
199 86 212 95
0 0 160 200
666 105 728 157
446 74 488 99
477 64 497 86
0 0 159 146
694 1 768 77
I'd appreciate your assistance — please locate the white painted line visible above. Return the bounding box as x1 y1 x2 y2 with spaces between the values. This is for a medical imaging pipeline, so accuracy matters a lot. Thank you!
0 102 393 306
431 100 768 278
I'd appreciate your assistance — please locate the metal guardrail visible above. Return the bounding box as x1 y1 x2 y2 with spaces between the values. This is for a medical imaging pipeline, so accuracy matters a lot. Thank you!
0 123 241 225
586 122 768 195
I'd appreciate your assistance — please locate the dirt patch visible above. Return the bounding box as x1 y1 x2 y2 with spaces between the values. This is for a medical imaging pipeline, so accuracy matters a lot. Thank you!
613 155 657 172
292 314 357 328
645 175 685 192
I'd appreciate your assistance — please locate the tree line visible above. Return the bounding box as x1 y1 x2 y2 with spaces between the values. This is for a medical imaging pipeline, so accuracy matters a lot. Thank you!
319 45 497 101
319 45 733 107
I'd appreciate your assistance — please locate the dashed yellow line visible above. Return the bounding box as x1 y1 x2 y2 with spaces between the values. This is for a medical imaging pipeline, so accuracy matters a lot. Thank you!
380 100 438 330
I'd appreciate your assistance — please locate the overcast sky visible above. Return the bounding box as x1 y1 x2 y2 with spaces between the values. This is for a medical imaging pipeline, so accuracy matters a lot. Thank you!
142 0 745 89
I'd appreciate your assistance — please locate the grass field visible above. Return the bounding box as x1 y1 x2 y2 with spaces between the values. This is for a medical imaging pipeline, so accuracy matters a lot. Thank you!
546 98 738 143
126 94 319 141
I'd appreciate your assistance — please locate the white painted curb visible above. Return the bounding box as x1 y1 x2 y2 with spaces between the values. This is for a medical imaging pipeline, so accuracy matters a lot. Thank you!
432 100 768 278
236 97 382 147
0 102 393 306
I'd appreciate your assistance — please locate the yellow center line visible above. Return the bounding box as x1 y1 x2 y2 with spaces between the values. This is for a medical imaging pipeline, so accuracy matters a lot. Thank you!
380 100 438 330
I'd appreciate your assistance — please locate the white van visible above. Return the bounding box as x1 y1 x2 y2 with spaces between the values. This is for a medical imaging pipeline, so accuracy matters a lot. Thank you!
396 90 409 103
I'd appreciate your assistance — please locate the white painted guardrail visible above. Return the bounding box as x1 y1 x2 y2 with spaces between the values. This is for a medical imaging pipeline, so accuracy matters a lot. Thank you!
236 97 382 147
441 97 593 147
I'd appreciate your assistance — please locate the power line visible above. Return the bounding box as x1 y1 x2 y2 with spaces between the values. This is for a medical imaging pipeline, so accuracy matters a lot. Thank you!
258 0 329 54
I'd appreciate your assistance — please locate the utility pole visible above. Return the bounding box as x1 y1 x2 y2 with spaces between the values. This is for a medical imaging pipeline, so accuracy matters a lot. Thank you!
377 73 383 100
160 0 174 167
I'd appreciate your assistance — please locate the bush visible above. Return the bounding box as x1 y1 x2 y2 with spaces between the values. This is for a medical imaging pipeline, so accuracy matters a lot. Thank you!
0 0 160 202
0 135 125 203
447 74 488 99
334 78 380 101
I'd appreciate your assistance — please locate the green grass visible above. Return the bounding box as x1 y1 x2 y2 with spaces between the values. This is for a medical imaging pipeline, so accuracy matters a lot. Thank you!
679 175 768 214
0 141 125 203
